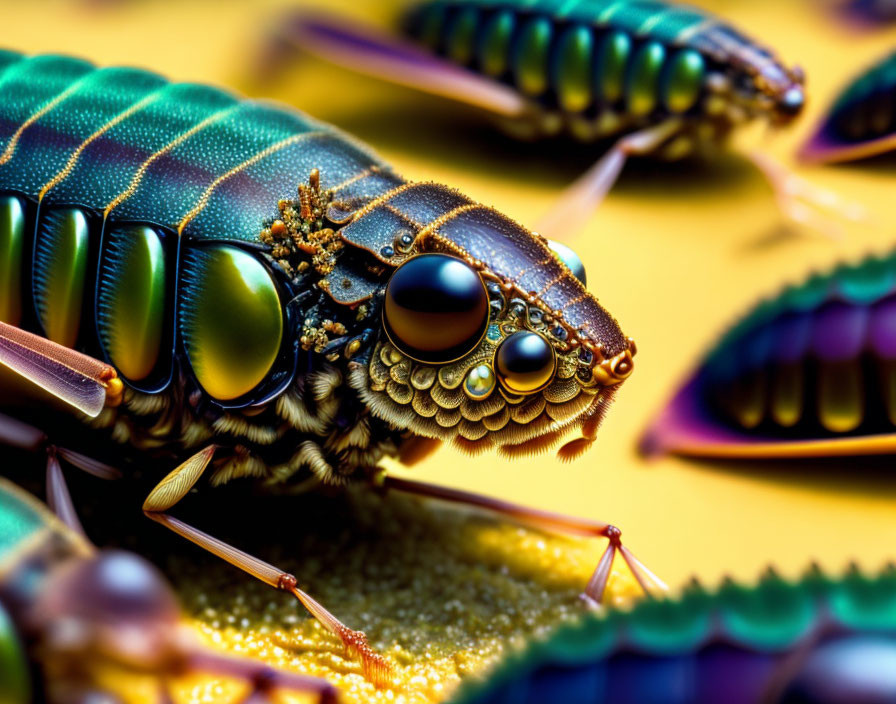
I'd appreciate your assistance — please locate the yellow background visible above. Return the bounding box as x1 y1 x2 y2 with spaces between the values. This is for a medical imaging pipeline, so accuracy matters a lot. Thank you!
4 0 896 596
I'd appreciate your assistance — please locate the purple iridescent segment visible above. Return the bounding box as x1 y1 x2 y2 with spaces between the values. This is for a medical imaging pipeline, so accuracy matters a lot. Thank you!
773 312 813 363
811 303 867 362
641 249 896 459
869 296 896 357
800 49 896 163
837 0 896 26
471 638 896 704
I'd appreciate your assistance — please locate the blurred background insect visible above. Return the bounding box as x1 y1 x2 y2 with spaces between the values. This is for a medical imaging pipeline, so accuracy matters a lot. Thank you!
0 48 660 686
800 49 896 164
0 477 338 704
447 562 896 704
262 0 863 239
829 0 896 27
641 246 896 459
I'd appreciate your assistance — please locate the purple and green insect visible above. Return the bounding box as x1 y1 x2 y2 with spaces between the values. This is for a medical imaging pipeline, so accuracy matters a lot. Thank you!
801 49 896 164
265 0 861 239
0 477 340 704
0 49 664 685
446 562 896 704
642 246 896 459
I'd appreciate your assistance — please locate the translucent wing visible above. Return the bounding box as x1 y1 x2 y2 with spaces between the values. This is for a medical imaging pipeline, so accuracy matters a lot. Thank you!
264 12 527 118
0 321 118 417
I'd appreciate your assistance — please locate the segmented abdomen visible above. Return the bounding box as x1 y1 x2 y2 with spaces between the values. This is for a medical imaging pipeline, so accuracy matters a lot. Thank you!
404 0 769 130
451 566 896 704
0 51 400 407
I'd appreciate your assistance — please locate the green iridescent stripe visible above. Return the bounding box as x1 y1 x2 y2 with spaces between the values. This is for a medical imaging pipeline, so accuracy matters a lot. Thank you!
593 29 631 103
477 9 515 76
662 48 705 113
97 226 167 382
447 6 479 64
180 245 283 401
626 41 666 116
513 16 553 95
0 196 24 326
553 25 593 112
32 207 90 348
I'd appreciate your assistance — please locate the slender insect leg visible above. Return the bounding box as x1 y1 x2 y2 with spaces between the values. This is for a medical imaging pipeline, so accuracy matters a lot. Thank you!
143 446 393 687
0 409 121 479
0 411 47 451
535 119 683 242
0 410 119 533
45 448 86 536
747 150 868 239
376 475 667 606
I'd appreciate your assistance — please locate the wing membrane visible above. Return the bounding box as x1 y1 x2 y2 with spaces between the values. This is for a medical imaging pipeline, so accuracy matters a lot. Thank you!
0 321 114 417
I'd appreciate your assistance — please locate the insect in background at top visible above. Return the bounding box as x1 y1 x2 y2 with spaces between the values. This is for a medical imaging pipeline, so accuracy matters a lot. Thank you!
0 49 662 687
0 477 340 704
262 0 864 240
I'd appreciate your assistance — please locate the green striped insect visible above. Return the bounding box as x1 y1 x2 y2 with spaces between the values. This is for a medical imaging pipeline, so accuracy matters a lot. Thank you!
267 0 859 238
0 49 659 686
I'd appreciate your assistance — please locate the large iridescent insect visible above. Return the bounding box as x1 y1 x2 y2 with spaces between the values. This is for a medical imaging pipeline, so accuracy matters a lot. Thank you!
800 49 896 164
0 477 340 703
265 0 856 238
446 563 896 704
642 246 896 459
0 50 663 683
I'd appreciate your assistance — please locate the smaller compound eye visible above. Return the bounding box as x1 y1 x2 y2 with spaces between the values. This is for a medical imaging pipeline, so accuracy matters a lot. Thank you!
547 239 586 285
383 254 489 363
495 331 556 395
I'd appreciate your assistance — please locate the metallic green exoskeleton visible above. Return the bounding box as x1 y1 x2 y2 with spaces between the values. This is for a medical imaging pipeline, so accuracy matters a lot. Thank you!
276 1 823 238
0 48 634 496
402 0 806 153
0 48 646 686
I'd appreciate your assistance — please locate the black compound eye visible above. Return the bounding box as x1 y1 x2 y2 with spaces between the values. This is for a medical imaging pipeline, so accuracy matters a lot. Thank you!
383 253 489 363
495 331 556 394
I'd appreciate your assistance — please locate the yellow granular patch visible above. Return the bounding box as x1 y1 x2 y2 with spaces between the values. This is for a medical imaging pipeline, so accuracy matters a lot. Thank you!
144 487 641 704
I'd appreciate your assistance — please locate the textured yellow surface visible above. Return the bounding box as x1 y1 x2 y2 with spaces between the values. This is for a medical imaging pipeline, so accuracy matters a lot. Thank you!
165 489 639 704
4 0 896 700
